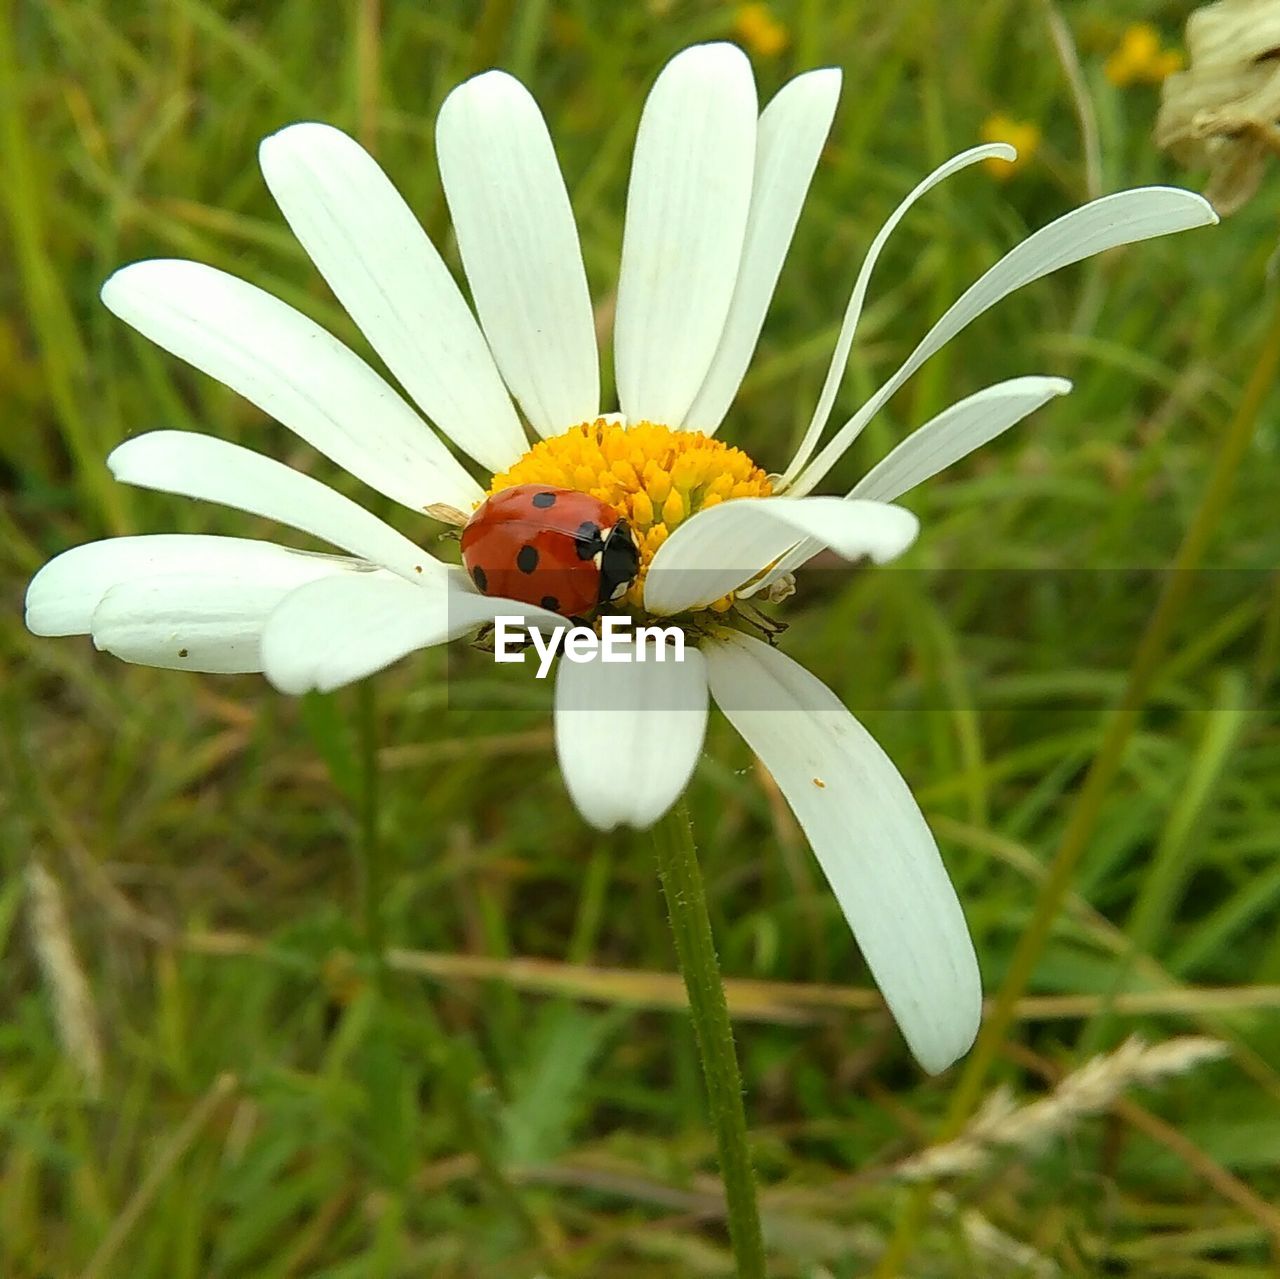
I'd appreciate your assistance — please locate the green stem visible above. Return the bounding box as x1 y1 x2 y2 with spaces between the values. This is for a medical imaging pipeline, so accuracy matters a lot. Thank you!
875 287 1280 1277
652 800 765 1278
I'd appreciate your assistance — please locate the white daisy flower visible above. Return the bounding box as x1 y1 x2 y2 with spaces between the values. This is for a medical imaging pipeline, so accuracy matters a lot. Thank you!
25 42 1216 1073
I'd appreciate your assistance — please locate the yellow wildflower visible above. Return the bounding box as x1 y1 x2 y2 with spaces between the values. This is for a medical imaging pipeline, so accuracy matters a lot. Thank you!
734 3 789 58
979 114 1041 179
1106 23 1185 87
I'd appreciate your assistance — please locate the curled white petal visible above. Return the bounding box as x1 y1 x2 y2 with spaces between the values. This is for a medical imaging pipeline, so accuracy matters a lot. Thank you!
704 631 981 1073
776 142 1013 482
554 636 708 830
108 431 445 585
436 71 598 437
643 496 918 616
614 42 758 428
259 122 527 473
685 68 841 435
102 259 482 511
790 186 1218 495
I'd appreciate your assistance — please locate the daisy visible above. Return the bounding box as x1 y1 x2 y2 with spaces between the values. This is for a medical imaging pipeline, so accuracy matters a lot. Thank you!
25 43 1215 1075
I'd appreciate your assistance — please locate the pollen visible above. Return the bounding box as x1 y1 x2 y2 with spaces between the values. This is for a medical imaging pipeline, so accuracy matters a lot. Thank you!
487 418 772 607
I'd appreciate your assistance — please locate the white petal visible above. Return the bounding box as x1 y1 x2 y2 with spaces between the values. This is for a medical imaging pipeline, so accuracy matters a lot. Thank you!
851 376 1072 502
108 431 445 585
90 566 384 674
777 143 1013 485
259 123 527 473
554 635 708 830
704 631 981 1073
614 43 758 427
436 71 598 437
261 574 563 695
746 376 1072 594
684 68 841 435
643 496 918 616
25 534 358 637
790 187 1218 495
101 260 483 512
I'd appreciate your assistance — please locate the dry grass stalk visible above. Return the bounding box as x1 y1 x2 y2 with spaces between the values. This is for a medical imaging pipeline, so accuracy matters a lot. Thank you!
25 860 103 1099
933 1191 1061 1277
1040 0 1103 200
893 1035 1228 1181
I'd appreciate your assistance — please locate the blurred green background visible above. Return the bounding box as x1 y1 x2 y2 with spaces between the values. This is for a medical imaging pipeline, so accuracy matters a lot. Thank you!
3 0 1280 1275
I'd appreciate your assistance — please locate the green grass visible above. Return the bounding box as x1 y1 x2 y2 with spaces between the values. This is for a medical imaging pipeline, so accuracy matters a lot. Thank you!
3 0 1280 1275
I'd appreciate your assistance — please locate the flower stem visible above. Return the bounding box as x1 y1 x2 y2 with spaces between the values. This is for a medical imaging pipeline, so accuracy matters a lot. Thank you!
652 799 765 1278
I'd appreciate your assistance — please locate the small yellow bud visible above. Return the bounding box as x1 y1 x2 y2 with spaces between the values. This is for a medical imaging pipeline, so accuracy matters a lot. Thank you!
661 488 685 528
645 466 672 505
630 489 654 527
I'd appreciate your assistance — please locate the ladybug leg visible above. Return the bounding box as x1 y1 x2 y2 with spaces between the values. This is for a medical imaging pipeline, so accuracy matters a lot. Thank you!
471 621 542 655
733 601 789 644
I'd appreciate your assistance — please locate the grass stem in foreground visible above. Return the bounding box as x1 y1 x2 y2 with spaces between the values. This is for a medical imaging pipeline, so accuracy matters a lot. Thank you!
653 799 765 1279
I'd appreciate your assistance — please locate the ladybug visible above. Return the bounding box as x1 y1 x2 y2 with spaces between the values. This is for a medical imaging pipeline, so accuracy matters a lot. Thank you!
460 484 641 617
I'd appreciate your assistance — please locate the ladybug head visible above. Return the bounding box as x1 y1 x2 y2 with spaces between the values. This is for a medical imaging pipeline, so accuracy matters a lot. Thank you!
598 519 640 604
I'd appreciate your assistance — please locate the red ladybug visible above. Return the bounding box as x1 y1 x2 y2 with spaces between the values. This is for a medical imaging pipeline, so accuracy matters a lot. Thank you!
461 484 640 618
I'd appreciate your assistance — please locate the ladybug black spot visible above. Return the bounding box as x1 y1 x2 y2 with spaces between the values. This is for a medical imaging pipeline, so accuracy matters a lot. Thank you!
575 521 603 561
540 595 560 612
532 491 557 509
471 565 489 592
516 544 539 574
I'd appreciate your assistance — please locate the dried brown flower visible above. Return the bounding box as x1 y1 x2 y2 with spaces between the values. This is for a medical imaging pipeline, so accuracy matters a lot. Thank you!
1156 0 1280 214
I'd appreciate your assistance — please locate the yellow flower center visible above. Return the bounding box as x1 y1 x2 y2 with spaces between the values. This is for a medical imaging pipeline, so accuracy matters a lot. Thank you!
487 418 773 610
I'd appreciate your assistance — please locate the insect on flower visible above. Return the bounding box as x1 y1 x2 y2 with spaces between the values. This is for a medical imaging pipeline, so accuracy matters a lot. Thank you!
459 483 640 617
25 43 1216 1072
